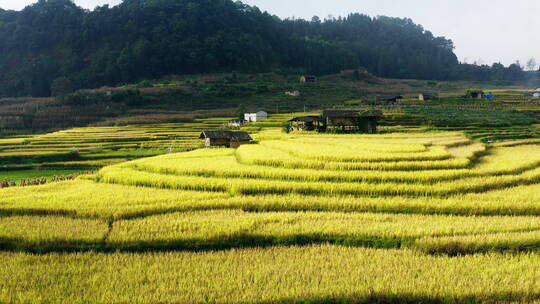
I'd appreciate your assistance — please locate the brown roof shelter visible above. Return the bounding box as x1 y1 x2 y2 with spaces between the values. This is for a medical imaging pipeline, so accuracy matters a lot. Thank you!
322 110 383 134
199 131 252 148
289 116 324 131
289 116 324 123
323 110 383 119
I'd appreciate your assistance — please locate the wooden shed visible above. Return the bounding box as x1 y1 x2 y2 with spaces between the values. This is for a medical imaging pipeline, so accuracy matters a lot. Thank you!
199 131 253 148
322 110 383 134
289 116 324 131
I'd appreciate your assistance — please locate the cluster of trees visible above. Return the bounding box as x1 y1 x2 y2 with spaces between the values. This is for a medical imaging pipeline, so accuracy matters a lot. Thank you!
450 62 535 83
0 0 534 97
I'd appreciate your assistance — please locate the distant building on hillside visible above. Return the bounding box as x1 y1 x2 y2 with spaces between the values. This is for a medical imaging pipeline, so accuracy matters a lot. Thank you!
300 75 318 83
244 110 268 122
322 110 383 134
418 93 431 101
199 131 252 148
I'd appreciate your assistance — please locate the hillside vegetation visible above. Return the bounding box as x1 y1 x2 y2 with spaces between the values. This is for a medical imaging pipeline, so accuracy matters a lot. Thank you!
0 0 534 97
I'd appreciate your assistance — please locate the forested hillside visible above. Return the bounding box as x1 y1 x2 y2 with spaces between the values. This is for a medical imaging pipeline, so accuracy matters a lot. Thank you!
0 0 531 97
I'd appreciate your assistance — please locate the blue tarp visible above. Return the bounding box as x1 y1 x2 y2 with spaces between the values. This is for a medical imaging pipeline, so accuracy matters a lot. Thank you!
485 94 494 99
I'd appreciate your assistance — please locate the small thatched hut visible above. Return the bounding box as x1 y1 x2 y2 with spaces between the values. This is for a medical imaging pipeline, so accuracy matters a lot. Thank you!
199 131 252 148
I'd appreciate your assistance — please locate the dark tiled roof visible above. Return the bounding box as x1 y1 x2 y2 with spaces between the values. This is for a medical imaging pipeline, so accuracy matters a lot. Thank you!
289 116 323 122
199 131 252 141
323 110 383 118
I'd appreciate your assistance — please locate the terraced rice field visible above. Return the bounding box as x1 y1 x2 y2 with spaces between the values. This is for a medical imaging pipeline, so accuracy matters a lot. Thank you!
0 117 229 180
2 126 540 303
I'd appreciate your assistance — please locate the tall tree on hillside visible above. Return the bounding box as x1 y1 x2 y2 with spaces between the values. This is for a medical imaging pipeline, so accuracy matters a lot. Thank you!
51 77 74 97
526 58 537 71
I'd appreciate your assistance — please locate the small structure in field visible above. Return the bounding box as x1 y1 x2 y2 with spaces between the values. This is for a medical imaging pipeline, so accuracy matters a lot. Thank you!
418 93 431 101
386 95 404 102
285 90 301 97
468 90 485 99
199 131 252 148
289 116 324 131
244 110 268 122
300 75 318 83
227 119 247 128
322 110 383 134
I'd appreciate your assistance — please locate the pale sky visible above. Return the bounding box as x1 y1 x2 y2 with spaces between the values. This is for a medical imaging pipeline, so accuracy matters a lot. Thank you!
1 0 539 68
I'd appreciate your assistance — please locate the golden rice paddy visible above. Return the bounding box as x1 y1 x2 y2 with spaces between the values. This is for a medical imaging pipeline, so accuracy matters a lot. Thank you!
2 126 540 303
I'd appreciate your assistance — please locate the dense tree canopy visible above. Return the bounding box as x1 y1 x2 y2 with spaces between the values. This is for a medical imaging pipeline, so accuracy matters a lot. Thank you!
0 0 531 97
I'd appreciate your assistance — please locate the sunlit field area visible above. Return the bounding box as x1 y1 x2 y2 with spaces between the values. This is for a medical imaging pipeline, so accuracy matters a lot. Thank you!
2 117 540 302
